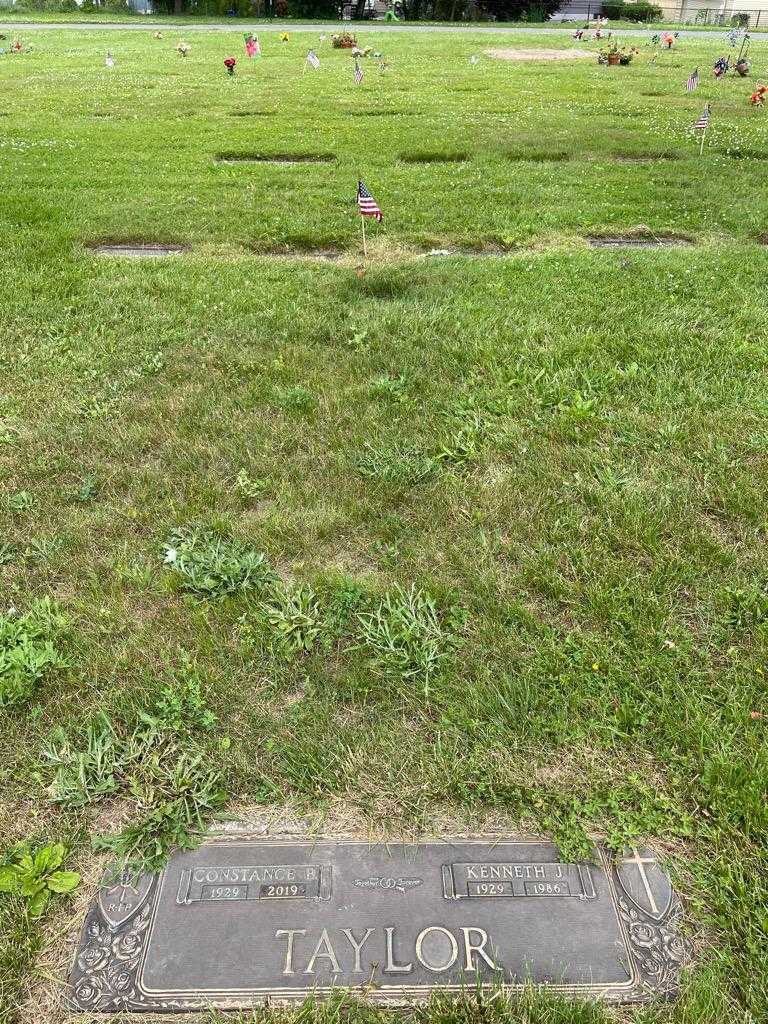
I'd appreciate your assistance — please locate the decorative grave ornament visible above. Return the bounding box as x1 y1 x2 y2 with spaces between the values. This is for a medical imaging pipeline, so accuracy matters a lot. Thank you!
68 838 686 1012
176 41 190 58
105 51 115 69
224 56 237 77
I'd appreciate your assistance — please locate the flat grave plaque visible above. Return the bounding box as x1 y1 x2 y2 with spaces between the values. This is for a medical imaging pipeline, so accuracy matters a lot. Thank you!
69 839 684 1012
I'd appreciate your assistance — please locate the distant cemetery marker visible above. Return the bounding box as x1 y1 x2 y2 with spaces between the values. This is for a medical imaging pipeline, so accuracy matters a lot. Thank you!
587 235 692 248
88 243 188 258
216 152 335 165
69 838 684 1012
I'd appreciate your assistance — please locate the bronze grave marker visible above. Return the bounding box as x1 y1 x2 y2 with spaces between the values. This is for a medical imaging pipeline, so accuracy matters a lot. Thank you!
69 838 684 1012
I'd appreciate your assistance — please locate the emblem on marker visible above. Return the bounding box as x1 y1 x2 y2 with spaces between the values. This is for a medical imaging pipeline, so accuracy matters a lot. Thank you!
354 876 424 894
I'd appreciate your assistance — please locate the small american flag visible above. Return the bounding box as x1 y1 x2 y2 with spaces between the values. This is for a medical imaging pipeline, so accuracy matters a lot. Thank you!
307 50 320 69
357 180 382 222
693 104 711 131
354 60 363 85
686 67 699 91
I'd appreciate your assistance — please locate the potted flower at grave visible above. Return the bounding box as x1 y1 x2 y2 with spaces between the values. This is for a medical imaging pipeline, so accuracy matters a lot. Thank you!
224 56 237 76
598 45 637 67
332 32 358 49
735 57 751 76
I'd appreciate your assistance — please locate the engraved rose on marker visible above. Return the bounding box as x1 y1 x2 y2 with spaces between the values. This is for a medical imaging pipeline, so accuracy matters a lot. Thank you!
112 928 143 959
630 922 656 947
73 977 102 1008
77 941 111 972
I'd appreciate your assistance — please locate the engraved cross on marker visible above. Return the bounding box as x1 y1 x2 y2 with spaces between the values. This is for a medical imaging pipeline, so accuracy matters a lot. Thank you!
112 874 140 903
621 848 658 916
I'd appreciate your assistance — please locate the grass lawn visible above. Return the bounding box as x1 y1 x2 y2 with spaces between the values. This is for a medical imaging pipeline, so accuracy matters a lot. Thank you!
0 25 767 1024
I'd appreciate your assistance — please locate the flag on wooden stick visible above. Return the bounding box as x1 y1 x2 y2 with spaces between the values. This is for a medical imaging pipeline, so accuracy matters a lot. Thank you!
693 104 711 131
357 180 381 258
685 67 699 91
306 49 320 69
354 59 363 85
357 181 382 221
693 103 711 156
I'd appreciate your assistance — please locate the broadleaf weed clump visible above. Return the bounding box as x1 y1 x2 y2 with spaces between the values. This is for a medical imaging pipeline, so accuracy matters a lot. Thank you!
0 599 68 709
248 583 325 660
162 527 277 599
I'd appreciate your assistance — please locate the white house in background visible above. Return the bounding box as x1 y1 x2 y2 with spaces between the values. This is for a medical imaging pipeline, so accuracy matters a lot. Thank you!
554 0 768 26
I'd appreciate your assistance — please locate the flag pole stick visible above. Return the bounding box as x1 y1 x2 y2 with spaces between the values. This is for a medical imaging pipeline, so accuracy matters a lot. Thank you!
699 126 706 156
361 215 367 258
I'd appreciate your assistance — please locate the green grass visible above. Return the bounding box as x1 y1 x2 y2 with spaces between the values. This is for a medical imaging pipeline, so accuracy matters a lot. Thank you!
1 25 767 1024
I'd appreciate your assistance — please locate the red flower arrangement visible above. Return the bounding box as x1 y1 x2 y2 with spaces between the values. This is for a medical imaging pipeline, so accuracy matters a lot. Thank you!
750 85 768 106
224 56 237 76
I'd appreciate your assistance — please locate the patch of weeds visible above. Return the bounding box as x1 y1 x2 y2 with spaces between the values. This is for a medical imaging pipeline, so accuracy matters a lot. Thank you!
368 373 411 405
435 412 487 467
354 584 466 698
353 441 436 487
6 490 34 514
373 539 402 567
345 327 370 352
0 599 68 709
723 585 768 629
0 841 80 919
245 583 325 660
22 536 65 565
0 542 15 566
235 468 269 500
92 748 226 870
163 527 276 599
114 558 154 588
272 385 317 415
142 350 165 374
74 472 98 503
45 682 226 872
319 575 371 639
553 392 600 421
150 669 218 734
0 417 20 445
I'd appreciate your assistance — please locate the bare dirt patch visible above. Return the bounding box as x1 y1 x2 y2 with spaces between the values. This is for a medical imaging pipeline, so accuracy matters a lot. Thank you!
486 47 593 62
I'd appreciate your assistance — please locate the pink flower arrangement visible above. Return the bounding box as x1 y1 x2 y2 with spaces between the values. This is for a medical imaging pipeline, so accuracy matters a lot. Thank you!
224 56 236 76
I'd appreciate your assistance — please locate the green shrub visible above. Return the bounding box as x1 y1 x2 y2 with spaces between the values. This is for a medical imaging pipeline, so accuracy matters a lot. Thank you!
601 0 662 21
